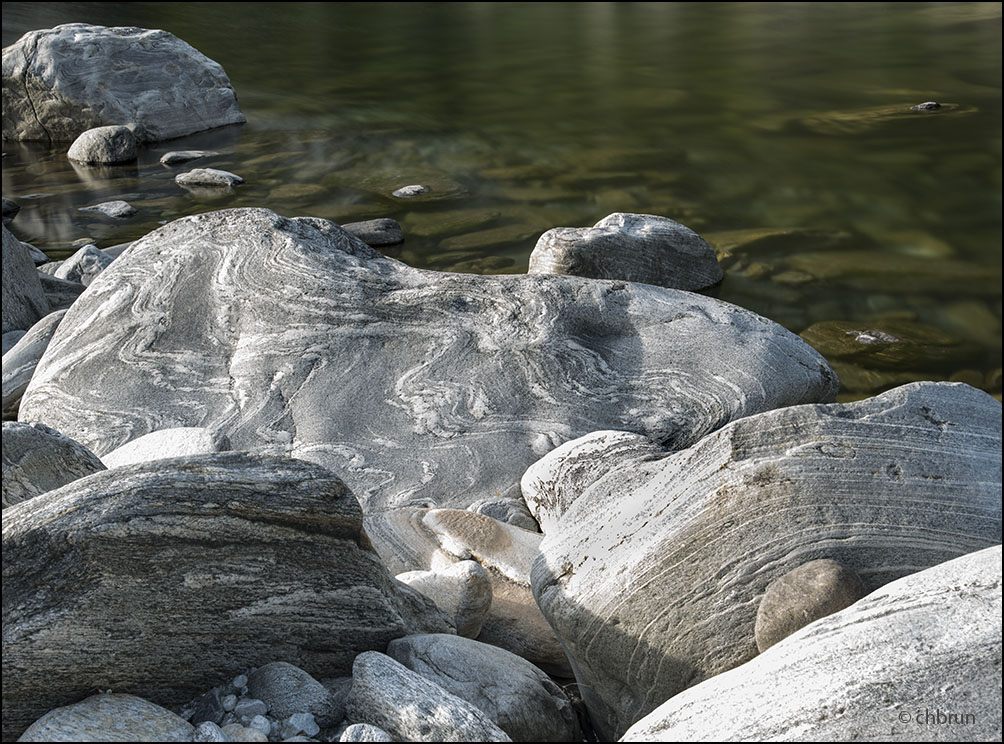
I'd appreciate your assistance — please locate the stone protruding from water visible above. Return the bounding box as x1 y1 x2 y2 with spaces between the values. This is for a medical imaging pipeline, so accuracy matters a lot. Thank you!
66 125 137 164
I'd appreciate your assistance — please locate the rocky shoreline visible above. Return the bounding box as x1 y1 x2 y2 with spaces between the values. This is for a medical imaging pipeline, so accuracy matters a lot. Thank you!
3 22 1002 743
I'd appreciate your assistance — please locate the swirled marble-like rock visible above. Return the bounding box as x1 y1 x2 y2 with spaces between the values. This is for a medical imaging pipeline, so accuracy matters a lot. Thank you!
2 310 65 420
2 24 245 142
2 227 48 334
1 452 450 742
528 213 723 291
527 382 1002 740
620 545 1003 742
17 208 837 513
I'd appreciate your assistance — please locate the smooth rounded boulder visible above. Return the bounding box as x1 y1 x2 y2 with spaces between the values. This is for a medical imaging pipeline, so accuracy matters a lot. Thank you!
621 546 1003 742
17 693 194 742
1 452 449 741
17 207 837 514
526 382 1002 740
1 421 105 508
66 125 137 164
2 24 245 142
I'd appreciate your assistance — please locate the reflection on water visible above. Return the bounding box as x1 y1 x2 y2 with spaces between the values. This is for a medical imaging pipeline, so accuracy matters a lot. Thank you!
2 2 1001 399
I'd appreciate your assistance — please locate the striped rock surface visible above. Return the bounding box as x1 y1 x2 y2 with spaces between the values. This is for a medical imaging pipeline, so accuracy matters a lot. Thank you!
620 545 1003 742
1 452 449 741
17 207 837 513
525 382 1002 740
2 24 245 142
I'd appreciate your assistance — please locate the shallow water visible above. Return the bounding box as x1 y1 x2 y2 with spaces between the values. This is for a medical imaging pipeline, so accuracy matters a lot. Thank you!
3 2 1001 400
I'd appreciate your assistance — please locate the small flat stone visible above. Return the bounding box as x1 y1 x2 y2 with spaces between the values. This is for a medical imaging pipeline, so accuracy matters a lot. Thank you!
77 200 137 219
176 168 245 188
392 184 430 198
910 101 941 111
161 150 219 165
233 698 268 719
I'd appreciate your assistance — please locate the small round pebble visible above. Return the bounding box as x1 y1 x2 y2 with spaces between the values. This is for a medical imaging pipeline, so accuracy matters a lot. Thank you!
193 720 228 742
232 674 249 689
222 694 237 712
248 714 271 735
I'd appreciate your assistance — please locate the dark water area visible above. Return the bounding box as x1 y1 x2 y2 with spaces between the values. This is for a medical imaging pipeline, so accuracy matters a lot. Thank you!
3 2 1001 401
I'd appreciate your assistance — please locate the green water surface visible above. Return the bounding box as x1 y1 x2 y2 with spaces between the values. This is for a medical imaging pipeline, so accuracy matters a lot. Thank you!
2 2 1001 400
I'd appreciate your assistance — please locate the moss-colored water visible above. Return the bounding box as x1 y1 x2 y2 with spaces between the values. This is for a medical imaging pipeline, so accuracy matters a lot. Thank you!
2 2 1001 400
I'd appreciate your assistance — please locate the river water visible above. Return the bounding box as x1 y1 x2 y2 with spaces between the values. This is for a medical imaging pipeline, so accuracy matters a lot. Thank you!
3 2 1001 401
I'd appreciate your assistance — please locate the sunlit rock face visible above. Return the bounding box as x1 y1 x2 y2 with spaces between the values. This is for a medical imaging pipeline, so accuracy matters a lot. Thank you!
18 207 837 512
2 23 245 142
525 382 1002 740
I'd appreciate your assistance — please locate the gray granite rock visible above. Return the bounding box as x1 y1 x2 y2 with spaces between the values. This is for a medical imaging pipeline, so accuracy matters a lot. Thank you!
396 560 493 638
529 213 723 291
17 207 837 514
2 330 27 355
345 651 511 742
176 168 245 189
36 272 85 312
193 720 228 741
366 507 571 675
387 633 581 742
754 558 867 652
342 218 404 247
24 240 50 265
621 546 1003 742
527 382 1002 739
2 24 245 142
1 452 450 741
3 197 20 226
17 693 194 742
247 661 342 726
1 420 105 508
100 427 230 468
2 310 66 419
392 184 430 198
2 226 48 334
53 244 115 285
77 200 138 219
338 723 394 742
160 150 220 165
66 125 137 164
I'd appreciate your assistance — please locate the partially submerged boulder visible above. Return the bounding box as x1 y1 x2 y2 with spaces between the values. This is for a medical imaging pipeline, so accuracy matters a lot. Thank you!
526 382 1002 739
2 23 245 142
66 125 137 164
621 546 1003 742
1 452 449 741
18 207 837 513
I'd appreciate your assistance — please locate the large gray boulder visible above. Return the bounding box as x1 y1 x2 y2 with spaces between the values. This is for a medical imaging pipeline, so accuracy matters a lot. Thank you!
1 420 105 508
528 213 723 291
345 651 511 742
526 382 1002 740
2 227 48 334
387 634 581 742
1 452 450 741
17 207 837 513
17 693 194 742
2 23 245 142
2 310 66 419
621 545 1003 742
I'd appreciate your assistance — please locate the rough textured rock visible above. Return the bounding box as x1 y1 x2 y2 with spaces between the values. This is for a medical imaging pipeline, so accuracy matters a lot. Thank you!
621 546 1003 742
1 452 450 741
175 168 245 188
2 24 245 142
100 427 230 468
77 200 138 219
529 213 723 291
246 661 342 727
36 272 85 312
17 693 194 742
2 310 65 419
2 226 48 334
3 197 20 226
342 218 404 247
527 382 1002 740
66 125 137 163
345 651 511 742
387 633 581 742
17 207 837 513
338 723 394 742
52 244 115 285
396 560 493 638
754 559 867 652
1 421 105 508
366 507 571 675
